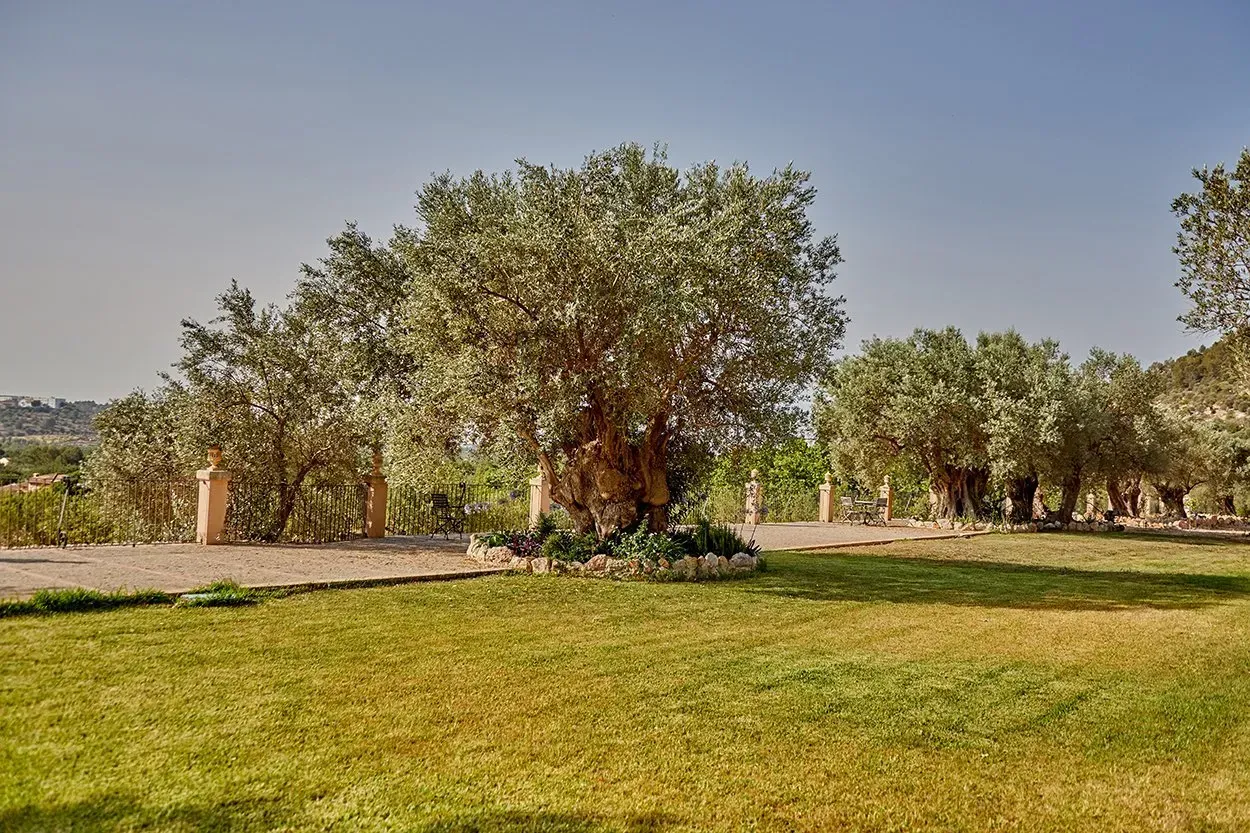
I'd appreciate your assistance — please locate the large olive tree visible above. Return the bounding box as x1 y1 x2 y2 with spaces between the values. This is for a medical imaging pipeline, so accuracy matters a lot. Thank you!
397 144 846 535
816 328 989 519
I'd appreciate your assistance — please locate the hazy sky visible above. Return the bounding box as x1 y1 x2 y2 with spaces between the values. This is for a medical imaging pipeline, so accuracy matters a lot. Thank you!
2 0 1248 402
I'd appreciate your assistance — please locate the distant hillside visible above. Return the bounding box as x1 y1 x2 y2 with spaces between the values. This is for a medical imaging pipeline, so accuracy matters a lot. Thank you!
1151 337 1250 423
0 400 104 445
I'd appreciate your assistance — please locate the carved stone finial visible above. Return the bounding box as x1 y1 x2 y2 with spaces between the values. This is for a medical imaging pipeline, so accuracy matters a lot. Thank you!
824 472 833 485
749 468 760 481
207 446 223 470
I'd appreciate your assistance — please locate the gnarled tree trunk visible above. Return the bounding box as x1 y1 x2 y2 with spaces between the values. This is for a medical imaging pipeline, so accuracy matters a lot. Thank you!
544 407 672 536
1107 477 1143 518
1153 482 1190 518
1004 474 1039 524
929 465 990 519
1057 470 1082 523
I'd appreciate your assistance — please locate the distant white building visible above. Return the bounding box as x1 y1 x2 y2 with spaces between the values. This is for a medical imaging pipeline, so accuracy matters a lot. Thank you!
46 397 64 409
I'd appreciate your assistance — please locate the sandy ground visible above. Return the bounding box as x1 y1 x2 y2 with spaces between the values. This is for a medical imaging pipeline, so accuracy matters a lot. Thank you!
0 536 499 599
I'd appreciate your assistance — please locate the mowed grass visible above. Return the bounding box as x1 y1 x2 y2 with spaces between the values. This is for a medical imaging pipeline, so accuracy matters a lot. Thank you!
3 534 1250 832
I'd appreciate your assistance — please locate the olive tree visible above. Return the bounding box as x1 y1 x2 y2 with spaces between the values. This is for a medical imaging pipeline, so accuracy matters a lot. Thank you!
1041 350 1159 522
397 144 846 534
975 332 1070 523
177 283 366 537
817 328 988 519
1174 148 1250 337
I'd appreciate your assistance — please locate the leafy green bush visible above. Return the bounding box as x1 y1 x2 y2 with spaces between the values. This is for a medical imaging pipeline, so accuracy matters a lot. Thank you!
481 529 542 558
609 529 687 562
540 530 599 562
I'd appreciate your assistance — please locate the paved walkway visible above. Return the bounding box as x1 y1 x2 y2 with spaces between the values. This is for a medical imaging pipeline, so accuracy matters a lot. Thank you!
0 523 955 600
0 537 501 600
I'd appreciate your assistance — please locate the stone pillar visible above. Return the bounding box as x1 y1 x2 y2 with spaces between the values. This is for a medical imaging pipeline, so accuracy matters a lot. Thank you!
196 447 231 545
1085 492 1097 518
364 449 388 538
879 475 894 521
529 467 551 527
745 469 763 525
818 472 834 523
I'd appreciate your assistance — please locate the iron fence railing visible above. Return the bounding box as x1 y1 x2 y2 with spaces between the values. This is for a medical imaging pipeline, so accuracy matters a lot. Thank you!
222 481 367 544
387 482 527 536
0 479 199 548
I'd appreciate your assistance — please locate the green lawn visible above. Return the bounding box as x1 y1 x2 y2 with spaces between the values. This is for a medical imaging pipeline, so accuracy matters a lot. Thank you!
3 534 1249 832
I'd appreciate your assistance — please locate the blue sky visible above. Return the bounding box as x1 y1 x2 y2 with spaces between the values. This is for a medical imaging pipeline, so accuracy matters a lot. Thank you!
2 0 1248 401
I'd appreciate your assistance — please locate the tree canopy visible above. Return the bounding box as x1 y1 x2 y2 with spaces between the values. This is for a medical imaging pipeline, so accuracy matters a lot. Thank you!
396 143 846 534
817 330 1161 521
1174 147 1250 338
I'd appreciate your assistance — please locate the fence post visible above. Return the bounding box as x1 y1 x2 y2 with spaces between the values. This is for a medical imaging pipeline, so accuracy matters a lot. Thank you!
745 469 764 525
196 447 231 545
879 475 894 522
819 472 834 523
529 467 551 527
364 450 388 538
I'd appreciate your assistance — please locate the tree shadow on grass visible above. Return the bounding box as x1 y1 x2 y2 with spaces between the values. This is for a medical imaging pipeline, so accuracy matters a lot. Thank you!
751 552 1250 611
0 793 294 832
0 796 678 832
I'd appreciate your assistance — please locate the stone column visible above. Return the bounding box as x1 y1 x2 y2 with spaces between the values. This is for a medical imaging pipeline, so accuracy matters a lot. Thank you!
818 472 834 523
529 467 551 527
879 475 894 521
1085 492 1097 518
745 469 763 525
364 449 388 538
196 447 231 545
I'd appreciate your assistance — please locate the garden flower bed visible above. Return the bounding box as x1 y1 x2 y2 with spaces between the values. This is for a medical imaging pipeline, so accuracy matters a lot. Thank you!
466 521 763 581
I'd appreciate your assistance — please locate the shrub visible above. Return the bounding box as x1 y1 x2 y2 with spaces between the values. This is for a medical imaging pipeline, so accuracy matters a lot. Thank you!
481 529 543 558
540 531 599 563
609 529 687 562
675 520 761 559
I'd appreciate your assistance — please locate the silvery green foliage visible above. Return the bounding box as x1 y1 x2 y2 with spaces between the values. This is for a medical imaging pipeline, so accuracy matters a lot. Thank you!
817 327 989 518
176 282 365 487
394 143 845 531
816 329 1167 520
1174 148 1250 337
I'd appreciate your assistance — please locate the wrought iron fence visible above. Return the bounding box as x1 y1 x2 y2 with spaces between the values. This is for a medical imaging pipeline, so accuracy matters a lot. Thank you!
0 479 199 548
387 482 527 536
222 481 367 544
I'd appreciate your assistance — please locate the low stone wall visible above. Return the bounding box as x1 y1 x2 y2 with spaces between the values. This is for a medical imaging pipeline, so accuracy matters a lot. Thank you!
1123 515 1250 533
905 518 1126 533
468 538 761 580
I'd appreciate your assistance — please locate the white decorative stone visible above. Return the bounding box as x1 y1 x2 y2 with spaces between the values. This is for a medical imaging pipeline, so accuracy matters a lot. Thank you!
485 545 515 564
467 534 491 561
586 554 609 572
508 556 531 572
729 553 755 570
